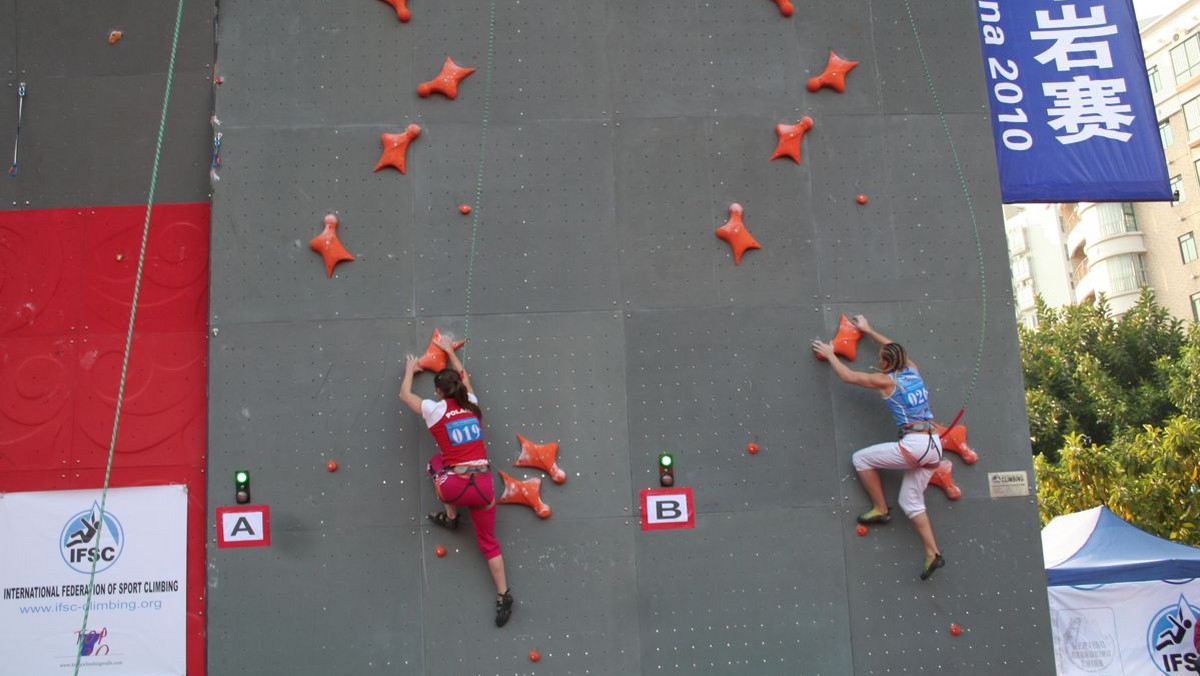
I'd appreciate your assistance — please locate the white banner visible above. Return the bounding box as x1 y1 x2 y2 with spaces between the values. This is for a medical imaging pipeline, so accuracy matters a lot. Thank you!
1049 579 1200 676
0 485 187 676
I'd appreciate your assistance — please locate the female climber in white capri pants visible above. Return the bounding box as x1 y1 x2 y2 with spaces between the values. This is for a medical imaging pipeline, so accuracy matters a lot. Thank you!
812 315 946 581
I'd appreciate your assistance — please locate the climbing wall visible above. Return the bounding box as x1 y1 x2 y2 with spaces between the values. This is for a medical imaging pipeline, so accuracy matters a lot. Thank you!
207 1 1055 675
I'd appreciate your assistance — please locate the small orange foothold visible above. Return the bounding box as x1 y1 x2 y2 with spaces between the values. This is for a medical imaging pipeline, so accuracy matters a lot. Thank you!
327 460 338 472
856 524 868 536
747 442 759 455
108 30 123 45
856 194 869 205
435 545 447 558
529 650 541 663
771 0 794 17
949 623 962 637
459 204 472 214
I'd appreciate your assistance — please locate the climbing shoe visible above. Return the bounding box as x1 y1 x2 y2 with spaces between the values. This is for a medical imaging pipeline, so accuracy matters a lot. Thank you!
495 589 514 627
857 507 892 525
920 553 946 581
427 511 459 531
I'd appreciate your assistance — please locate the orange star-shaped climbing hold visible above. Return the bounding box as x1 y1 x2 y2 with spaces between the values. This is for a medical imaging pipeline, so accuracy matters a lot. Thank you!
309 214 356 278
376 0 410 22
929 460 961 500
715 203 761 265
935 423 979 465
807 50 859 93
514 433 566 484
498 471 552 519
770 117 814 164
373 124 421 175
416 329 466 372
816 314 864 361
417 57 476 99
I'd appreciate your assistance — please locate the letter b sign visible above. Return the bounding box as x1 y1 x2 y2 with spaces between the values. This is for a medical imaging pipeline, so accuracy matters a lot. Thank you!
640 488 695 531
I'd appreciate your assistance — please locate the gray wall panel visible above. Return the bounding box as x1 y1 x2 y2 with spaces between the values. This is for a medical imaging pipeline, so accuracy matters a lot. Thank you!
208 0 1055 673
0 1 212 210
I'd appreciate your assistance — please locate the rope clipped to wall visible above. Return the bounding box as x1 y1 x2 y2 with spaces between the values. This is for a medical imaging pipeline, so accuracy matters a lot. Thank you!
901 0 988 434
72 1 187 673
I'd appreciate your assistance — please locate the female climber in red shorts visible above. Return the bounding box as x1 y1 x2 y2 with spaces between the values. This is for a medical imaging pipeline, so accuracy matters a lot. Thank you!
399 334 514 626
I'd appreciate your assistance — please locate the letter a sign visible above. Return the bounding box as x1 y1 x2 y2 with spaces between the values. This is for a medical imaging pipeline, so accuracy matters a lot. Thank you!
216 505 271 549
639 488 695 531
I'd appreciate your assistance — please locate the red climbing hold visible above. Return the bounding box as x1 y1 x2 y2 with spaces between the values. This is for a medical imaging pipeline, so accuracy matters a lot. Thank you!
771 0 794 17
929 460 961 500
856 524 868 536
377 0 411 22
459 204 472 215
515 434 566 484
770 117 814 164
529 650 541 663
715 203 761 265
373 124 421 175
747 442 759 455
327 460 338 472
949 623 963 637
416 329 466 372
108 30 123 45
936 423 978 465
856 194 869 205
309 214 356 278
498 472 552 519
435 545 447 558
815 315 863 361
807 50 859 93
417 57 476 100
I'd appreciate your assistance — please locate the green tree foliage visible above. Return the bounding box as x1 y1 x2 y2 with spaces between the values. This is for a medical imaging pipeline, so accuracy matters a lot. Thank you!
1035 419 1200 546
1019 289 1183 458
1027 291 1200 544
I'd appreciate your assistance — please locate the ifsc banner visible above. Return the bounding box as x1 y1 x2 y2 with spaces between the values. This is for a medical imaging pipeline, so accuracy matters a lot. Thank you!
976 0 1172 202
0 486 187 676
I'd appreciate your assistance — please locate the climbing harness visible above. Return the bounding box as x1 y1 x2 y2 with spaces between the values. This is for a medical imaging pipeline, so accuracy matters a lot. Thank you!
72 1 186 674
460 0 499 358
901 0 987 439
898 430 942 470
437 463 493 504
9 81 25 177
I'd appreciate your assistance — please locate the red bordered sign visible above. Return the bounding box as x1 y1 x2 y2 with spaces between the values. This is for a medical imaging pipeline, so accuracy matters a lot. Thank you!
639 488 695 531
215 505 271 549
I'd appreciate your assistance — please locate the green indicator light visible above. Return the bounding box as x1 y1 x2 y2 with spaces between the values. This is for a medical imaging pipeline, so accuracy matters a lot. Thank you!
235 471 249 483
659 454 673 467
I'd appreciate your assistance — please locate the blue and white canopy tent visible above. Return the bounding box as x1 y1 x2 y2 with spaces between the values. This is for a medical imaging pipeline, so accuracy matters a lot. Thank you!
1043 506 1200 676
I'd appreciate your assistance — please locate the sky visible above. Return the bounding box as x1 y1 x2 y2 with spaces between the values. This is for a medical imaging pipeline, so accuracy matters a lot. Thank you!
1133 0 1188 21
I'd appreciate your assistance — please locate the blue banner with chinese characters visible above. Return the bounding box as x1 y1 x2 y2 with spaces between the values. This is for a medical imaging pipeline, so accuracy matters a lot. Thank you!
976 0 1171 202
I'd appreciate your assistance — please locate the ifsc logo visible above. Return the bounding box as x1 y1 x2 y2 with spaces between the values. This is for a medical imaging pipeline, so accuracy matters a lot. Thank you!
59 502 125 574
1147 594 1200 674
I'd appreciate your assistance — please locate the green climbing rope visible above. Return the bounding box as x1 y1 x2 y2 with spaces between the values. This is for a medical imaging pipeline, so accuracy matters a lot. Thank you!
901 0 988 416
72 0 186 673
460 0 500 361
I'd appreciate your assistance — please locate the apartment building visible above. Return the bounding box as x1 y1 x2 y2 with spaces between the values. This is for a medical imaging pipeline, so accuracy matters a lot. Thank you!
1004 204 1075 328
1139 0 1200 322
